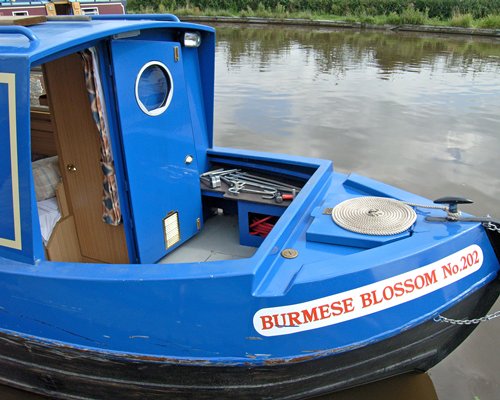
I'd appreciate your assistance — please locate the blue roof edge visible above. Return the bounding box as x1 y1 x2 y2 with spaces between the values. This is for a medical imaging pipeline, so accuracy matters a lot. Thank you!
0 14 215 62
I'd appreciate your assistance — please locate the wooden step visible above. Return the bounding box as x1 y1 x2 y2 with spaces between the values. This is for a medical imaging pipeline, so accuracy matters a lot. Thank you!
0 16 47 26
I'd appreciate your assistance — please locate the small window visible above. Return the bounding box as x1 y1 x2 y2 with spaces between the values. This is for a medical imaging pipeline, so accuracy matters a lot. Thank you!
12 11 29 16
30 68 48 110
135 61 173 116
81 7 99 15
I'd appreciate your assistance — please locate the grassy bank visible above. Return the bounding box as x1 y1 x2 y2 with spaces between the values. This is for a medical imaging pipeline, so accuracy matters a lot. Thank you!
128 0 500 29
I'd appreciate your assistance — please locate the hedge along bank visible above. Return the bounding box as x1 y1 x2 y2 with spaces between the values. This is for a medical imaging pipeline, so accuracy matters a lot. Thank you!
128 0 500 29
129 0 500 19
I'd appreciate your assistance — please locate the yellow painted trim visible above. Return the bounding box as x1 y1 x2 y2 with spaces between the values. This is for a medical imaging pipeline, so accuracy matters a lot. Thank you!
0 73 22 250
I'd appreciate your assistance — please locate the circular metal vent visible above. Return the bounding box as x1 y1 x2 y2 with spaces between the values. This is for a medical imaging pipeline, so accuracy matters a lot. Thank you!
332 197 417 236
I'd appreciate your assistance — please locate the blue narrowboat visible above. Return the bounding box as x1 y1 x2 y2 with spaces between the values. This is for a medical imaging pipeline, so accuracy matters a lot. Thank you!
0 14 499 399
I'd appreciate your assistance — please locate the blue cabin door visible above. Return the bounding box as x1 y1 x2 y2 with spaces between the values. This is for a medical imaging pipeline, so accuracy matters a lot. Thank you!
111 40 202 263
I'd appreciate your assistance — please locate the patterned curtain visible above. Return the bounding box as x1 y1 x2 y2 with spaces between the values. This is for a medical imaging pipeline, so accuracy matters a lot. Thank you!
81 49 122 226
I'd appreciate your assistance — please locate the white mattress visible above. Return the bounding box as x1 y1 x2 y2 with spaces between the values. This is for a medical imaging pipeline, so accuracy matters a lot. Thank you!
37 197 61 244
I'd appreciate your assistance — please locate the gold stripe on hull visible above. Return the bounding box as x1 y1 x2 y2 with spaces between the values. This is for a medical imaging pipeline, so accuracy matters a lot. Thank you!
0 73 22 250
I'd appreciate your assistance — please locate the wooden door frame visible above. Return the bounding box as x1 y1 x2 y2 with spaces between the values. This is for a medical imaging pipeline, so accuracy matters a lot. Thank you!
43 51 130 264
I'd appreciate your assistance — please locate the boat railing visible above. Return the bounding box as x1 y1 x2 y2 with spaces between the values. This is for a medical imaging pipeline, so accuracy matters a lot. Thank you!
0 25 39 45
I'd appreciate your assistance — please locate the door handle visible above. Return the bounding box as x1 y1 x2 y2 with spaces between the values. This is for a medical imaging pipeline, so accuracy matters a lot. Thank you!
66 164 77 172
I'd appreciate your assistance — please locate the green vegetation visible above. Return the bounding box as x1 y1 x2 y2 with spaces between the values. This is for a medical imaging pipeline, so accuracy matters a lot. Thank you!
450 12 474 27
477 13 500 28
128 0 500 29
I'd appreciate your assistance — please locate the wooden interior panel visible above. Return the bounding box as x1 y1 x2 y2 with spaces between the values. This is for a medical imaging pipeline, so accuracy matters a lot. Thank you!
30 110 57 156
55 182 69 218
0 16 47 26
43 53 129 264
46 216 82 262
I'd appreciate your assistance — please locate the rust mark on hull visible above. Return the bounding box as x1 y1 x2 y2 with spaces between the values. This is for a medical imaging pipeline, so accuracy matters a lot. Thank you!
263 354 315 365
0 329 343 368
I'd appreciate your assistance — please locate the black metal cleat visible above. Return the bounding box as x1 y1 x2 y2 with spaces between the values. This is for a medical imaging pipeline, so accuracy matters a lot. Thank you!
433 196 474 215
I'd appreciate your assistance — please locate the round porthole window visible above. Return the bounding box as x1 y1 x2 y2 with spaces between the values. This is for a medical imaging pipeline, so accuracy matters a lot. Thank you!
135 61 173 116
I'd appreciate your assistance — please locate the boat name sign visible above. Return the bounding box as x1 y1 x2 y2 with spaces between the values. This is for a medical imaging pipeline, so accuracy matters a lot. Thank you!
253 245 483 336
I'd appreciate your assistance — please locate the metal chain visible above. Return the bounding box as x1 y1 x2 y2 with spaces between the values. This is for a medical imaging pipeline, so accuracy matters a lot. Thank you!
433 219 500 325
483 221 500 233
434 310 500 325
399 205 500 325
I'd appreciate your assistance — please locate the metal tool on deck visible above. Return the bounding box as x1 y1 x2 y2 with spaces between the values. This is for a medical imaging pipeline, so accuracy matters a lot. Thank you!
200 168 301 203
200 169 241 189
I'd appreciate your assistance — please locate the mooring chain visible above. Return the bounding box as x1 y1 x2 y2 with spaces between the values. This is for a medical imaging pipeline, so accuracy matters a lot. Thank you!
483 221 500 234
432 216 500 325
434 311 500 325
434 216 500 325
403 202 500 325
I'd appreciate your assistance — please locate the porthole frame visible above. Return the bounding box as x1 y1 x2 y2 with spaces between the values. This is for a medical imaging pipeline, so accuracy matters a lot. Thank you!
134 61 174 117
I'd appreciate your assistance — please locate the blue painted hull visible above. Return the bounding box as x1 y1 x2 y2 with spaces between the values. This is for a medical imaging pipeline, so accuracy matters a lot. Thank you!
0 279 498 399
0 151 498 363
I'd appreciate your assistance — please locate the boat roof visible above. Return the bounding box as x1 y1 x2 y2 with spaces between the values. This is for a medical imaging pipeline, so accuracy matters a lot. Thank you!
0 15 215 63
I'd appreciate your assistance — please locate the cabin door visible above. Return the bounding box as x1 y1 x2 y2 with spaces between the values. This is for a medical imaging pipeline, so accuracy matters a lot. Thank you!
43 54 129 264
111 40 202 264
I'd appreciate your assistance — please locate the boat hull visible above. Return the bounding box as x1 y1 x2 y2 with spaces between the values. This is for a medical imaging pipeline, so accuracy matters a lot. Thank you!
0 278 498 400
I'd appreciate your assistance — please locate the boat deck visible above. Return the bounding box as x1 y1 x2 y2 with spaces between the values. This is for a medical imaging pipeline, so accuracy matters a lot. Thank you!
159 213 256 264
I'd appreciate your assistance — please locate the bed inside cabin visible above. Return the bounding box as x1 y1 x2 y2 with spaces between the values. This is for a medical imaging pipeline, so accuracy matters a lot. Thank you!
29 43 312 265
30 57 130 264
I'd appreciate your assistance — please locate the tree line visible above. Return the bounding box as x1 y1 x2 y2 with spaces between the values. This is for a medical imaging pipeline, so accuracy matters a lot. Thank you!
129 0 500 19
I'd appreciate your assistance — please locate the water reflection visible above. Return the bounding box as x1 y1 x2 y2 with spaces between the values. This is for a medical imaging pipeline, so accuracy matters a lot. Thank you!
213 26 500 399
217 26 500 76
214 25 500 217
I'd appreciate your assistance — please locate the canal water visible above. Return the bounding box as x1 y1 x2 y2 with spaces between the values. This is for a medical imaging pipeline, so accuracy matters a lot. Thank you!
211 25 500 400
2 24 499 400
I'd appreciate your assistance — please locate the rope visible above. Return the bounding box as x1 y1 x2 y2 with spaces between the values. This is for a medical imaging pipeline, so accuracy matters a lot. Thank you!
402 201 461 220
332 197 417 236
402 201 446 210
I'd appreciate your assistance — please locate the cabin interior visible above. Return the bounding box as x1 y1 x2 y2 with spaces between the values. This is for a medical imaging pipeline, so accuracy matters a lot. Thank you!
29 42 313 265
